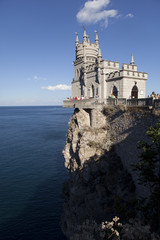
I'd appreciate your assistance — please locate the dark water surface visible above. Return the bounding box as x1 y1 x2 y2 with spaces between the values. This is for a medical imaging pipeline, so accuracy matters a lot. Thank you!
0 106 73 240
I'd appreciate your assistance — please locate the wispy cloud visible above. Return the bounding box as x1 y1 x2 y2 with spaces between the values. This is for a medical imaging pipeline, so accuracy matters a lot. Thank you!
34 75 47 81
34 75 38 80
27 76 47 81
76 0 118 27
126 13 134 18
41 84 71 91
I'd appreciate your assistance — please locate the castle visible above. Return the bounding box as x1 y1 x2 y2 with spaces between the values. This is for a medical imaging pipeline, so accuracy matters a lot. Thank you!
72 29 148 100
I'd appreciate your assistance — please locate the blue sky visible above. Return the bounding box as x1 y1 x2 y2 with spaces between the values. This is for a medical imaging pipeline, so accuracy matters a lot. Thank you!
0 0 160 106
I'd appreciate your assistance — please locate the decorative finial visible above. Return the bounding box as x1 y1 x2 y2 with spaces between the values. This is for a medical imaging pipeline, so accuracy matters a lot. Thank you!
87 35 90 43
75 32 79 45
130 53 134 65
95 30 99 44
83 26 87 42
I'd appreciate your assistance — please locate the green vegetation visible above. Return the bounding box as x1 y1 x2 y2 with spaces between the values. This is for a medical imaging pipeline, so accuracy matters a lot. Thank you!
133 122 160 232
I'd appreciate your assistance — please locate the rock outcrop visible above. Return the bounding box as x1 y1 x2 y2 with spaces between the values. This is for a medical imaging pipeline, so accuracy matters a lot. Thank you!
62 106 160 239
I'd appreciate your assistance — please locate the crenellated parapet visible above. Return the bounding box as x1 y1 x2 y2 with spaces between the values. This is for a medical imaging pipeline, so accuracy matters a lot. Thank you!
101 60 120 74
121 70 147 79
122 63 138 72
102 60 120 69
106 69 148 81
75 42 99 61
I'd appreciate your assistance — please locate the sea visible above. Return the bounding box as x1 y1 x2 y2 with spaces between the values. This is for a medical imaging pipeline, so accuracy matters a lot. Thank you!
0 106 73 240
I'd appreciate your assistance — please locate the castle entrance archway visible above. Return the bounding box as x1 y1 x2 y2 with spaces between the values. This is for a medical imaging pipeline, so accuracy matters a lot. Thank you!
112 86 118 98
131 85 138 99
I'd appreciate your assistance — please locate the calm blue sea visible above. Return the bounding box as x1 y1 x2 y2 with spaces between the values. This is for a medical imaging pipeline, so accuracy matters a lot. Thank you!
0 106 73 240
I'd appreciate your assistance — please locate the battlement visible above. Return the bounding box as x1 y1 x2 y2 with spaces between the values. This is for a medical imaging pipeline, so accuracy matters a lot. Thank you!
76 43 98 49
102 60 119 69
122 63 138 71
106 69 148 80
122 70 148 79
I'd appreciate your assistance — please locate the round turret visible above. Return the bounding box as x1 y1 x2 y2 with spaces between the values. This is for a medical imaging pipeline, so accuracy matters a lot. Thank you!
76 43 99 59
75 30 99 60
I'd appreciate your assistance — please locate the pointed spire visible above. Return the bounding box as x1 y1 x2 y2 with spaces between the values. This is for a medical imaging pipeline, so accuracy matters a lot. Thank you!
83 26 87 42
75 32 79 45
87 35 90 43
130 53 135 65
95 30 99 45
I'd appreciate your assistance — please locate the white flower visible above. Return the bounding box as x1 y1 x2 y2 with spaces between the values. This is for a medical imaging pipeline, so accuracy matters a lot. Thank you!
113 216 120 222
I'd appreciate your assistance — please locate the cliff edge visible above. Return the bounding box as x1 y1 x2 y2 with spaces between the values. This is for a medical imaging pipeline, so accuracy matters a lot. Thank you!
62 106 160 239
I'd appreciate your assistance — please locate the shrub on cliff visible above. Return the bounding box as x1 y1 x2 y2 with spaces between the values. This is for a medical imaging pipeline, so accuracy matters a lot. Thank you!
133 122 160 232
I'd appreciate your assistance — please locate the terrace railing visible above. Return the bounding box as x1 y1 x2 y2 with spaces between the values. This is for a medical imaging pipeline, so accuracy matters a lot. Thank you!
127 98 153 107
63 97 160 109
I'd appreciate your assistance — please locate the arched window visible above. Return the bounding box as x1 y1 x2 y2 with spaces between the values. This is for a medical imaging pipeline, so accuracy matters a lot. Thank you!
131 85 138 99
112 86 118 98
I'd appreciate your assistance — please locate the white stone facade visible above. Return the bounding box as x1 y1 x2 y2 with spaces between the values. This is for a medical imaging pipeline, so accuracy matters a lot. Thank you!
72 30 147 100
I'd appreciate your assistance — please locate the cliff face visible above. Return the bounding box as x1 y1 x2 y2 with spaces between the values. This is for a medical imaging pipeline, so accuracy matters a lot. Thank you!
62 106 160 239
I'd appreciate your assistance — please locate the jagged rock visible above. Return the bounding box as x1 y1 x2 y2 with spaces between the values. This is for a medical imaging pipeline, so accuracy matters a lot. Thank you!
62 106 160 239
76 109 90 129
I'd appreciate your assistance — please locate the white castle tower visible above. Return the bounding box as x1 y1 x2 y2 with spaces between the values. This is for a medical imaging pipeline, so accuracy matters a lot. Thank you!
72 29 148 100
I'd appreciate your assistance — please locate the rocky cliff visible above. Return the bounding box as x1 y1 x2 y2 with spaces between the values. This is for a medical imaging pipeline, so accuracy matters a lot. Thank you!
62 106 160 239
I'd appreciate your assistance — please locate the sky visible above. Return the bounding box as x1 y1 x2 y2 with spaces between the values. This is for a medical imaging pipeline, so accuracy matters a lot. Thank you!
0 0 160 106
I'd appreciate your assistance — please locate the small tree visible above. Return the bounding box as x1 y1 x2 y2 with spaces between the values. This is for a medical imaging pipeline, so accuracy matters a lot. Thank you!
133 122 160 232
